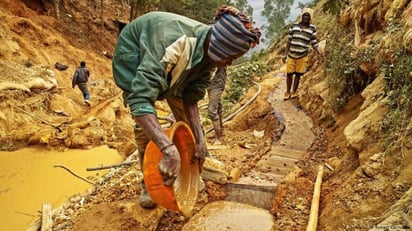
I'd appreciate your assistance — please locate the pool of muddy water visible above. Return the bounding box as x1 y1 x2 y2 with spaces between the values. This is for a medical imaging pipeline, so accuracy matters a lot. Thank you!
0 146 122 231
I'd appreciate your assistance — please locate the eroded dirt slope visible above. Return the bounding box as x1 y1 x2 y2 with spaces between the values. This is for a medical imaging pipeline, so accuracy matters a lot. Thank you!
0 0 136 155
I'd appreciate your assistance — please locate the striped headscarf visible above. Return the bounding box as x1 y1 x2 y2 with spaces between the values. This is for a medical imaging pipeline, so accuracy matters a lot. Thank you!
208 6 261 62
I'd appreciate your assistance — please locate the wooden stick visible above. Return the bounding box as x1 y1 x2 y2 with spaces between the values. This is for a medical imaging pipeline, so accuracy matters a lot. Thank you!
14 210 37 217
86 160 139 171
324 162 334 171
306 165 324 231
53 164 95 185
10 104 62 132
41 203 52 231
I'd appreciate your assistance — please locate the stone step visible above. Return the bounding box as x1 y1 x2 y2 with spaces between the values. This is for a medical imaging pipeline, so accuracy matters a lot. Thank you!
224 183 276 210
236 173 282 186
268 146 307 159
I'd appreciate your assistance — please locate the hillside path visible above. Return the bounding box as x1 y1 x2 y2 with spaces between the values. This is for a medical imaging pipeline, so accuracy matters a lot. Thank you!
183 74 316 230
248 74 314 183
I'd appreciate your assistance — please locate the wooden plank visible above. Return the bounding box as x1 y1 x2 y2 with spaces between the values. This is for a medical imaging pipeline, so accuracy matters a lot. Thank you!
41 203 52 231
306 165 324 231
268 146 306 159
225 183 276 210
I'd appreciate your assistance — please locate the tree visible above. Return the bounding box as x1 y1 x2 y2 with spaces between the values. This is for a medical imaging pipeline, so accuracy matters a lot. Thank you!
183 0 231 23
261 0 293 41
157 0 186 16
53 0 61 20
129 0 147 21
321 0 347 16
126 0 256 24
101 0 104 31
232 0 253 16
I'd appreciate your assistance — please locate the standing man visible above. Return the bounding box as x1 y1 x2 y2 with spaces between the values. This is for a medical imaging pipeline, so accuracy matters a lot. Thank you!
72 61 91 106
112 6 260 209
282 11 321 100
207 65 227 145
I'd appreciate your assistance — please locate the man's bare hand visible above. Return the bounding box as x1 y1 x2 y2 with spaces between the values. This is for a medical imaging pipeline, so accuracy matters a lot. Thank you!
159 144 181 186
191 142 207 173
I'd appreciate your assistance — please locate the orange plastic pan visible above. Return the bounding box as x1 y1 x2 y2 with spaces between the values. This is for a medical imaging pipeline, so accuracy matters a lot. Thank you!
143 121 200 217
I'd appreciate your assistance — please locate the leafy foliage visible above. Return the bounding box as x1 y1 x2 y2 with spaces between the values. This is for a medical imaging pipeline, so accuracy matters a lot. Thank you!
261 0 293 41
127 0 254 23
183 0 231 23
321 0 348 16
231 0 253 19
379 52 412 155
382 52 412 117
126 0 297 46
325 28 376 111
222 61 268 115
127 0 232 22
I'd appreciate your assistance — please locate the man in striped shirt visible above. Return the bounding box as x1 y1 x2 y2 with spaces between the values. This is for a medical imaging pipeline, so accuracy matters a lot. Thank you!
282 11 322 100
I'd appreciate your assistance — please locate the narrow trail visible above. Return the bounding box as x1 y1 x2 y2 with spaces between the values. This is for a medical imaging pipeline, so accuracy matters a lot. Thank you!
237 74 314 187
260 75 314 178
183 74 317 230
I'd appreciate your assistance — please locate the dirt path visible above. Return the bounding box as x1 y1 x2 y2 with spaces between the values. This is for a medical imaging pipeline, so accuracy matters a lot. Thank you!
180 74 316 229
259 74 315 179
227 73 314 190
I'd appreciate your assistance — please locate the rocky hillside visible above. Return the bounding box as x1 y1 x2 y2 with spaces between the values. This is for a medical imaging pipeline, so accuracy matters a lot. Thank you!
0 0 136 156
267 0 412 229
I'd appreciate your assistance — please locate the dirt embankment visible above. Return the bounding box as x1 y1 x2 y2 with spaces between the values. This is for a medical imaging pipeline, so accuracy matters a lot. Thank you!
0 0 135 155
270 1 412 230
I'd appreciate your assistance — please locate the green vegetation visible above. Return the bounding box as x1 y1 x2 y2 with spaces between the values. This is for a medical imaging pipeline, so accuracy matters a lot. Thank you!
126 0 300 43
261 0 293 42
380 52 412 135
126 0 253 23
320 0 348 16
376 52 411 176
222 61 268 116
325 28 376 111
324 29 357 111
199 60 268 126
379 11 411 139
318 0 410 165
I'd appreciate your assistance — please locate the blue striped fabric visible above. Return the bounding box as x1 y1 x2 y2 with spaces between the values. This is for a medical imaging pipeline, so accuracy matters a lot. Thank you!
208 13 258 62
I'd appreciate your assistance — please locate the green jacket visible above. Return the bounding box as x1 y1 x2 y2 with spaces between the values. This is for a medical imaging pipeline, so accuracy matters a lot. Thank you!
112 11 213 116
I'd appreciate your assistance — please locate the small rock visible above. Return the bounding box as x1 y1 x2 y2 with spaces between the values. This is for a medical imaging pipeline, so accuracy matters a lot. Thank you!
362 162 382 178
370 153 383 162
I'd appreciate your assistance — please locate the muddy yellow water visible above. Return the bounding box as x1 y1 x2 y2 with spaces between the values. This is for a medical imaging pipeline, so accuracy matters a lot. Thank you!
182 201 274 231
0 145 122 231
